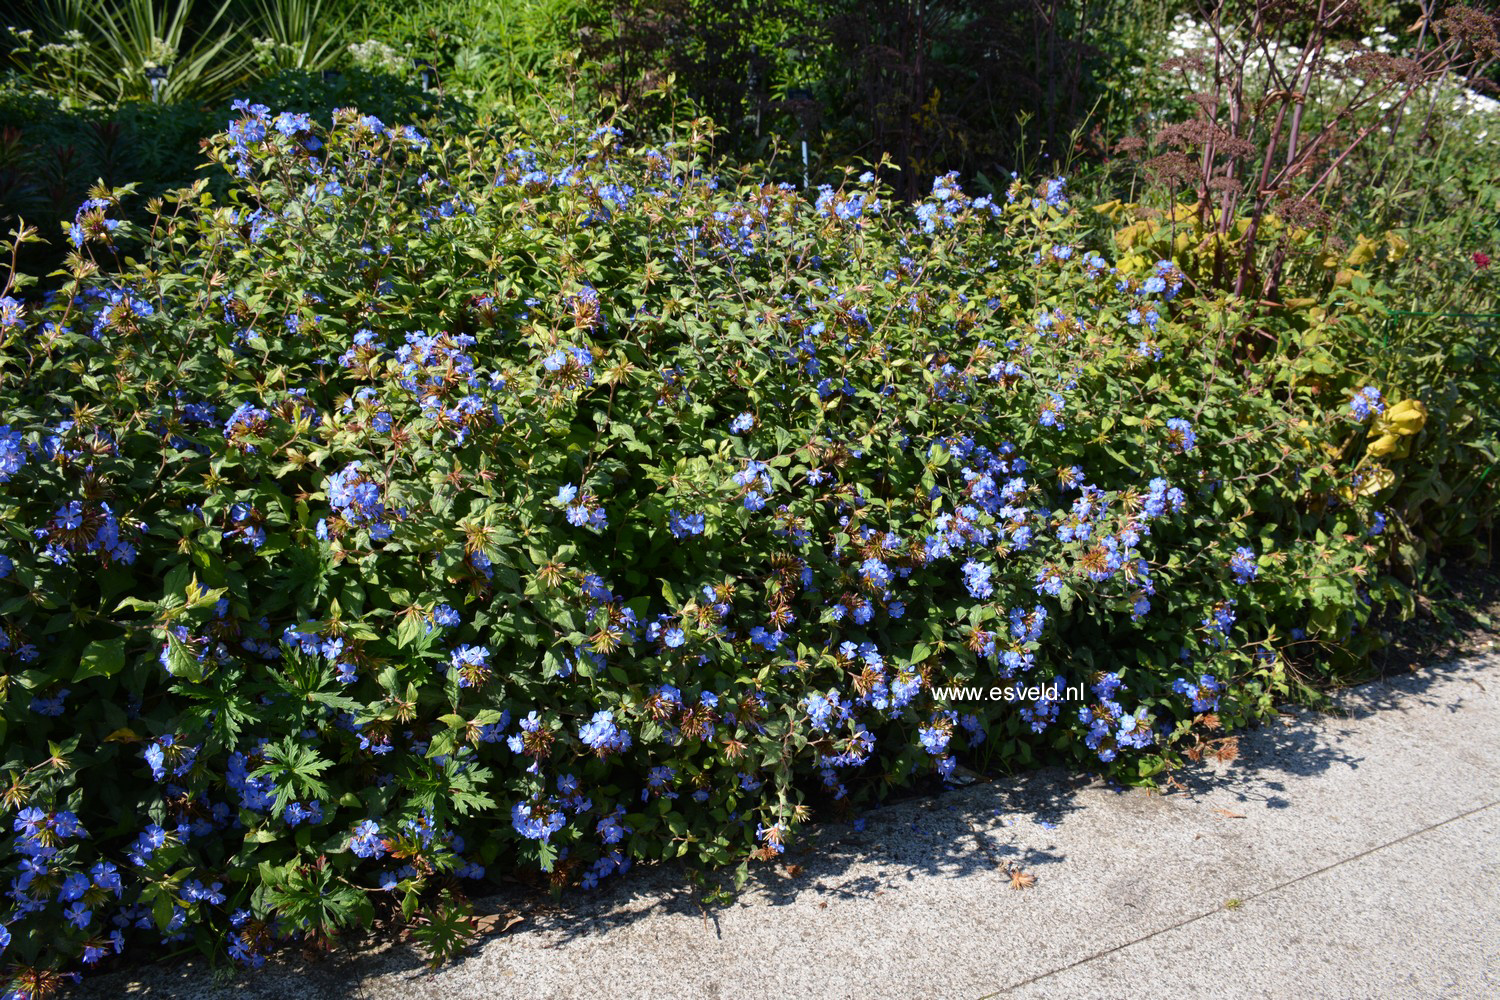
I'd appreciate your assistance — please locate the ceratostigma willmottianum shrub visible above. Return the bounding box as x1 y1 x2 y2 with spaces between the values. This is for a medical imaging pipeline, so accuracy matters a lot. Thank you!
0 103 1406 986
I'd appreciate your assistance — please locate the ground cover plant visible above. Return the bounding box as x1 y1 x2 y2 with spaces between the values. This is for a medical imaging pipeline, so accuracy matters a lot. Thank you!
0 91 1479 993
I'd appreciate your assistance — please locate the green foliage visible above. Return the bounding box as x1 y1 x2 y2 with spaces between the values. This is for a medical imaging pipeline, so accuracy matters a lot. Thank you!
349 0 591 107
1 102 1484 989
246 0 354 74
407 889 474 968
1067 3 1500 578
8 0 253 106
1357 310 1500 570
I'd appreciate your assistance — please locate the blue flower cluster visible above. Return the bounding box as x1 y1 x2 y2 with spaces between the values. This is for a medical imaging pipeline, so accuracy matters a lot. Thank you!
1229 546 1258 585
1348 386 1384 420
0 297 24 334
1165 417 1196 453
33 500 139 565
556 483 608 531
579 711 632 756
1172 674 1224 713
543 345 595 388
322 461 396 541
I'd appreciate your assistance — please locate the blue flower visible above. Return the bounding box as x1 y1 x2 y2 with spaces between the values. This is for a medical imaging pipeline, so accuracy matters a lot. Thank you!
0 296 25 332
1229 546 1258 584
511 797 567 841
668 509 705 538
1201 600 1238 647
542 346 595 386
559 484 607 531
803 690 843 731
324 462 395 540
223 403 271 450
64 902 92 930
1115 709 1155 749
0 425 26 482
449 644 492 688
755 821 787 854
1165 417 1196 453
918 724 950 755
59 873 90 902
29 688 69 716
1038 392 1065 428
180 879 227 904
1034 567 1064 597
144 742 167 781
597 808 630 845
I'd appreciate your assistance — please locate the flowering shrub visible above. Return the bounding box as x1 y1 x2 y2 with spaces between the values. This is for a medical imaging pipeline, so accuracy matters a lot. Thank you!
0 103 1427 988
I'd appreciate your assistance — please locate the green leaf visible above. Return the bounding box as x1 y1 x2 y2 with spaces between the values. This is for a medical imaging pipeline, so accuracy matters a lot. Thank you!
164 631 204 682
152 892 178 932
75 637 127 681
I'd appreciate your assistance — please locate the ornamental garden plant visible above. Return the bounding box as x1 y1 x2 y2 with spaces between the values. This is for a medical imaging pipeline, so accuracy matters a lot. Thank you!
0 101 1462 992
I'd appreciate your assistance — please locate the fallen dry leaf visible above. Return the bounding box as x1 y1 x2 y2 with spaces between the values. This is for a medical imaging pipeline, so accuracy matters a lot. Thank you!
1212 808 1247 819
472 912 525 936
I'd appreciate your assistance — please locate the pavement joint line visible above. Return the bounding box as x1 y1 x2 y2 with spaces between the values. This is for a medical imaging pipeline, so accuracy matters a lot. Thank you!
975 797 1500 999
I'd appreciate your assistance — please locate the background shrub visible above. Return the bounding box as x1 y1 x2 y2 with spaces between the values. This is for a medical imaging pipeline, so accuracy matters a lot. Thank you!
578 0 1171 197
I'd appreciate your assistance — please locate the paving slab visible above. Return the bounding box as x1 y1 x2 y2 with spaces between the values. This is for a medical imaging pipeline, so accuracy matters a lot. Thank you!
1002 803 1500 1000
81 653 1500 1000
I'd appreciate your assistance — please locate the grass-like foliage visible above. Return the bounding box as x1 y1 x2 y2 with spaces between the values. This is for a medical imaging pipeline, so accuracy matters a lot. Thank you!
0 103 1480 988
